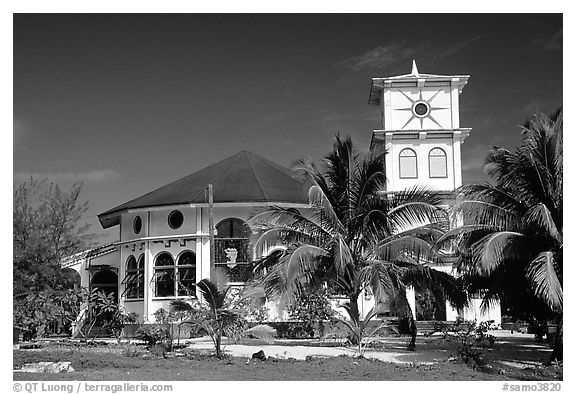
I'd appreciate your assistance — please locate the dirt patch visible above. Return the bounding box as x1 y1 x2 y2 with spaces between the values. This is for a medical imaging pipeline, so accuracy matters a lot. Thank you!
13 333 562 381
13 347 499 381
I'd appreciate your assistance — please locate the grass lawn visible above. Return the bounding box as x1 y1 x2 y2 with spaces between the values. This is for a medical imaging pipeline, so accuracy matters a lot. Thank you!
13 333 562 381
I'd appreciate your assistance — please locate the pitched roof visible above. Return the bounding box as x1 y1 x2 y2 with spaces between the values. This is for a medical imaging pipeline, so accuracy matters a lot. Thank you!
98 151 310 229
368 61 470 106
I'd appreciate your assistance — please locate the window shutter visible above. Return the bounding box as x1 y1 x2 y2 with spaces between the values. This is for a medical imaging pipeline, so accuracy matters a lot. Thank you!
429 148 447 178
399 149 417 178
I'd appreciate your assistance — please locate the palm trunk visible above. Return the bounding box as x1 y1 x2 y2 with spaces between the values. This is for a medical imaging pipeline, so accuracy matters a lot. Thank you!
406 304 417 351
348 293 361 347
215 334 222 358
550 315 563 363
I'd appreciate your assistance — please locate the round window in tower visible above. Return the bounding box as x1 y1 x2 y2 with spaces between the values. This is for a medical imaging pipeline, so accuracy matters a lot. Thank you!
413 101 430 117
168 210 184 229
133 216 142 234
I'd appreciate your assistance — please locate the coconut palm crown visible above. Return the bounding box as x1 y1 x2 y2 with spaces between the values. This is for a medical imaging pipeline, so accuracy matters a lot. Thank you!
248 136 467 338
438 110 562 359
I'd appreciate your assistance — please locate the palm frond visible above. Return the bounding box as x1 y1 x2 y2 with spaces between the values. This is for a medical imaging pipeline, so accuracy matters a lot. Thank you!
249 207 330 244
251 249 284 274
524 203 562 244
372 235 436 264
434 224 501 254
340 300 360 327
435 224 500 245
388 201 443 232
239 284 267 303
470 231 527 275
450 200 522 230
244 324 277 344
252 228 310 259
387 185 444 207
179 319 214 336
333 233 353 275
379 223 445 249
196 279 226 312
355 154 387 209
308 184 344 234
213 268 230 293
362 304 389 329
285 244 327 284
294 157 334 203
403 264 469 310
526 251 562 312
170 298 195 313
358 261 400 304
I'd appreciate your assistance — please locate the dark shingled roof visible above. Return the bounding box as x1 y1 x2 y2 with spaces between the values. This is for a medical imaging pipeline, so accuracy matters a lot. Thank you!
98 151 310 229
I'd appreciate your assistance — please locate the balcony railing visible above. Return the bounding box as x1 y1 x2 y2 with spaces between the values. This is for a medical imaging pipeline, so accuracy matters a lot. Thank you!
214 238 255 283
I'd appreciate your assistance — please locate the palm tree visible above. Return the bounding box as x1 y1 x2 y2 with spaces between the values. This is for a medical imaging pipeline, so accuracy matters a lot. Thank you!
170 272 238 358
248 135 467 350
438 110 562 361
171 269 276 358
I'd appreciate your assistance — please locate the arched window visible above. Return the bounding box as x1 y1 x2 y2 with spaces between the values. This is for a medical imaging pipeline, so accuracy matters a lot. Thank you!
215 218 252 283
154 252 175 297
429 148 448 178
177 251 196 296
216 218 251 239
90 269 118 303
123 255 145 299
399 148 418 179
137 254 145 297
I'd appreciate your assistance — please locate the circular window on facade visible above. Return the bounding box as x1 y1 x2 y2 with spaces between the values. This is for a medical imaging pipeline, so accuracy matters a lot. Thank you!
133 216 142 234
413 101 430 117
168 210 184 229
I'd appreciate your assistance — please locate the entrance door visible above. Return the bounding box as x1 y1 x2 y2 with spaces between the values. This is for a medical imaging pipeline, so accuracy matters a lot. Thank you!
90 269 118 303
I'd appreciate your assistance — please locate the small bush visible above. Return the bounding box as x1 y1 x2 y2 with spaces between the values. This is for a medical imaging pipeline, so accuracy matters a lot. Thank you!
135 325 172 349
287 288 334 338
122 347 142 358
451 320 496 368
148 344 168 358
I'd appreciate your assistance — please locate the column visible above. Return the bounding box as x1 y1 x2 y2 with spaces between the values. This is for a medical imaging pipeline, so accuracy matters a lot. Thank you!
144 211 152 322
445 300 459 321
385 132 394 191
406 286 416 320
452 131 462 188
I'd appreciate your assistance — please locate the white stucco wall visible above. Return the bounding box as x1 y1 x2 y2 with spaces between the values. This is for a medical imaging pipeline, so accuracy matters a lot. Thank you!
462 298 502 327
384 86 455 131
113 203 306 322
384 136 459 192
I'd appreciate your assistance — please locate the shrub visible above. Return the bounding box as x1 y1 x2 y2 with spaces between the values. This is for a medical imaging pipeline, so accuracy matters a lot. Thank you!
122 346 142 358
448 319 496 368
286 288 334 338
135 325 172 349
14 287 121 341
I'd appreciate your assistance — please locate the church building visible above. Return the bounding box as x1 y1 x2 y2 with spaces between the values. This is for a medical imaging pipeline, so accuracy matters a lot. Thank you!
66 62 501 326
366 61 500 325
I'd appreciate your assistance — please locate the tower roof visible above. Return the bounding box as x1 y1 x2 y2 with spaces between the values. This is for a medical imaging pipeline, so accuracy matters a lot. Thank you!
368 61 470 105
98 151 310 229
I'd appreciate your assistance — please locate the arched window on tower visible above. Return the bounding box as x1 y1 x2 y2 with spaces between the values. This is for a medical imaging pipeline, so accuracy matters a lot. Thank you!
399 148 418 179
429 148 448 178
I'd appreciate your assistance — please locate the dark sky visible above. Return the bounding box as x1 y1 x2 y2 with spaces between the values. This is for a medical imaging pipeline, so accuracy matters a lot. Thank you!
13 14 562 244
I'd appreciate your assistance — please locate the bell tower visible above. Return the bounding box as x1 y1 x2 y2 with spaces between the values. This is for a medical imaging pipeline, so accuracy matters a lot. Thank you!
368 61 471 193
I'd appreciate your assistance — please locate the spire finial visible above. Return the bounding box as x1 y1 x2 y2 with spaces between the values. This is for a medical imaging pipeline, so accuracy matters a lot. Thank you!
411 59 419 75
